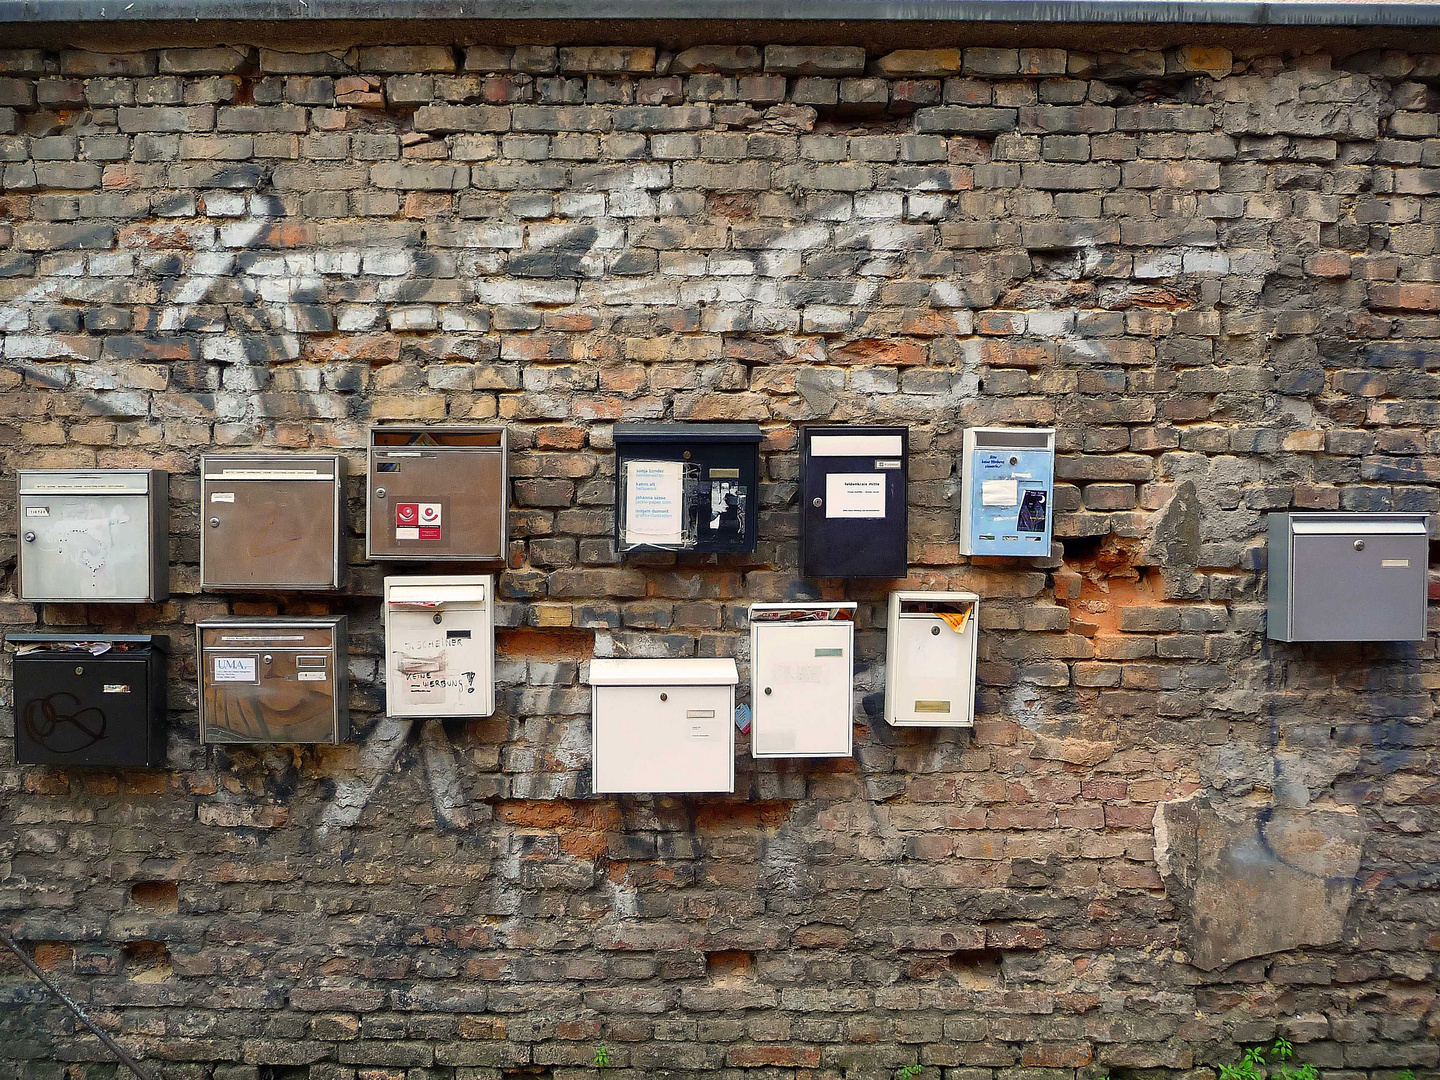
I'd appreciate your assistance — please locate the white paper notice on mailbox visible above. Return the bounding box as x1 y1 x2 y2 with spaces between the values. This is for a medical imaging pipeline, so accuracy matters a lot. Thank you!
981 478 1019 506
825 474 886 518
625 460 686 545
213 656 256 683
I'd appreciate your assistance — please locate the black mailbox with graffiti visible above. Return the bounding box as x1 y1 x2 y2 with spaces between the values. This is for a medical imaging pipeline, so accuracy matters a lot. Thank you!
9 634 169 767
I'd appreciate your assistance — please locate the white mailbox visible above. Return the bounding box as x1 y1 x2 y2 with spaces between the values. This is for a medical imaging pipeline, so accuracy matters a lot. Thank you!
18 469 169 603
384 575 495 718
885 590 979 727
590 658 738 794
749 602 855 758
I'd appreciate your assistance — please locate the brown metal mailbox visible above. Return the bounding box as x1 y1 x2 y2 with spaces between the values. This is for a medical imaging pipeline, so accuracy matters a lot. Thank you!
200 454 347 590
366 426 508 562
197 616 349 745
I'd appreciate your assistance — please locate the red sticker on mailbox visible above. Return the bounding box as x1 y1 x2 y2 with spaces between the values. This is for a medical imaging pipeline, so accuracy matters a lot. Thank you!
396 502 441 541
417 502 442 540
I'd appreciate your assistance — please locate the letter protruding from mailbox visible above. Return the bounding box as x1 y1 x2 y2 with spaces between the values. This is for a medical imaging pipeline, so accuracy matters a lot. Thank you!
960 428 1055 558
885 591 980 728
384 575 495 718
799 425 909 579
612 423 762 555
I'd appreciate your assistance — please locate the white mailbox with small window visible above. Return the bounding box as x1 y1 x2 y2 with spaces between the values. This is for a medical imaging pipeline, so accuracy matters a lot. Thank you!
589 658 737 794
885 590 979 727
749 602 855 758
383 575 495 718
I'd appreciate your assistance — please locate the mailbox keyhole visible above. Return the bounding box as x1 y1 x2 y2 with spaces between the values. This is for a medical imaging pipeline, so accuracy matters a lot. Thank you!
1354 539 1366 551
23 531 35 543
1010 456 1019 466
660 692 668 702
75 666 83 675
812 497 823 508
931 625 941 636
263 654 272 665
375 487 387 499
433 613 443 625
209 517 220 528
764 687 772 695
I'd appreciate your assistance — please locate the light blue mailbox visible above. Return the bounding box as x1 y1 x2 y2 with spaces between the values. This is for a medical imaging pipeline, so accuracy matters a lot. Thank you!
960 427 1056 557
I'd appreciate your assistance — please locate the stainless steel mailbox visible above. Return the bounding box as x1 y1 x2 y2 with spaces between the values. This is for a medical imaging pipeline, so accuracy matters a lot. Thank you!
749 603 854 758
9 634 168 767
367 425 508 562
1268 512 1430 642
197 616 349 744
590 658 737 794
384 575 495 718
17 470 169 603
885 590 979 727
201 454 347 590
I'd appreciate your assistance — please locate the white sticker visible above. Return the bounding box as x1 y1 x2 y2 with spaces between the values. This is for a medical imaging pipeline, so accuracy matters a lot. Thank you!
25 506 49 517
213 656 256 682
102 684 130 694
982 479 1019 506
875 459 901 470
297 671 327 681
624 460 686 545
810 434 903 457
210 492 236 503
825 473 886 518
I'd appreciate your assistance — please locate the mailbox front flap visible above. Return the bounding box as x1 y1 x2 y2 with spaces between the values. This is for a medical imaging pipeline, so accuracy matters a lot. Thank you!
1290 515 1428 537
204 455 339 480
388 583 487 607
590 658 739 687
20 470 153 495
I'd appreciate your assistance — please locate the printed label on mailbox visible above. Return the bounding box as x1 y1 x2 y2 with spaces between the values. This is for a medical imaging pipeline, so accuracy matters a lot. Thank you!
213 656 257 683
396 502 443 541
210 492 236 503
102 684 130 694
25 506 49 517
825 474 886 518
296 671 327 682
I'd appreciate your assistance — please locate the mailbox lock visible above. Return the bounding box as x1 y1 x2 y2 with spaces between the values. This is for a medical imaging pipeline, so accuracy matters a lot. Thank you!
659 692 668 701
931 625 941 636
1354 539 1365 551
263 654 272 665
764 687 772 695
209 517 220 528
1010 456 1019 466
75 666 83 675
682 451 691 460
375 487 386 499
23 531 35 543
812 497 823 508
433 613 443 625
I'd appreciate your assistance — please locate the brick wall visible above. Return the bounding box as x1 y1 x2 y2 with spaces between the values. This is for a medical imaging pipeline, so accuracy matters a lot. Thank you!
1 36 1438 1079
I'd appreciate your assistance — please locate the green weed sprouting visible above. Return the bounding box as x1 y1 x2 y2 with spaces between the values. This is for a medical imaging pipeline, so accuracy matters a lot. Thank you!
593 1044 611 1068
896 1066 924 1080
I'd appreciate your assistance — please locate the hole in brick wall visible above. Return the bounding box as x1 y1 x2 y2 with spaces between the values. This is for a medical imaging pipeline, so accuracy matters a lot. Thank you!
130 881 178 913
9 941 73 973
706 951 755 979
121 941 171 983
948 948 1004 987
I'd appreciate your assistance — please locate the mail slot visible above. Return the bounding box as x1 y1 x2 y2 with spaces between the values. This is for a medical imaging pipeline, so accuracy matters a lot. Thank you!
885 590 979 727
749 603 854 758
384 575 495 718
17 469 169 603
800 425 908 578
197 616 349 744
589 658 738 794
201 454 347 590
367 425 508 562
9 634 168 767
960 427 1055 557
613 423 762 555
1268 512 1430 642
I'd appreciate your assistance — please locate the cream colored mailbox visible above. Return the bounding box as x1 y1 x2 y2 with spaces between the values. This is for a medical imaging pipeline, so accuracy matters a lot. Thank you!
749 602 855 758
383 575 495 718
885 591 979 727
589 658 738 794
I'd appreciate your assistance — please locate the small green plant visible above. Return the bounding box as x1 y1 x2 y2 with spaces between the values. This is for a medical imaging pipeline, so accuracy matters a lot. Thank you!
1398 1072 1417 1080
896 1066 924 1080
1219 1044 1269 1080
1217 1039 1324 1080
593 1044 611 1068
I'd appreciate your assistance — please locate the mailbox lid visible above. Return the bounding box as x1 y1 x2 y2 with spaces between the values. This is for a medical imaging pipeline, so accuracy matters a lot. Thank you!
387 582 488 606
590 657 739 687
18 470 168 602
367 425 508 561
201 454 345 590
800 425 909 579
750 604 854 758
1279 513 1430 642
197 617 348 744
614 422 762 446
10 634 168 766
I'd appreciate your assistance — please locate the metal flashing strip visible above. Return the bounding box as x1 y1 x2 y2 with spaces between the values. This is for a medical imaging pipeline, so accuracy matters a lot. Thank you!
4 0 1440 24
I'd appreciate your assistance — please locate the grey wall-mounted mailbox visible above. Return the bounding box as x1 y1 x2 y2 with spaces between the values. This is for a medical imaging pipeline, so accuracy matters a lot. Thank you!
613 423 762 555
9 634 169 767
201 454 347 590
197 616 349 744
799 425 908 579
17 470 169 603
1268 512 1430 642
367 426 508 563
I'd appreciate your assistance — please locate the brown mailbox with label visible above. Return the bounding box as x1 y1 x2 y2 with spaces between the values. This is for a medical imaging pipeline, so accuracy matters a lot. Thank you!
197 616 349 745
201 454 347 590
366 426 508 562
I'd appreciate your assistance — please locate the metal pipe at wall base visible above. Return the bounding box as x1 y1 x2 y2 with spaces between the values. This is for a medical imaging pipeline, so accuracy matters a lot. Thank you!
0 931 159 1080
3 0 1440 23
